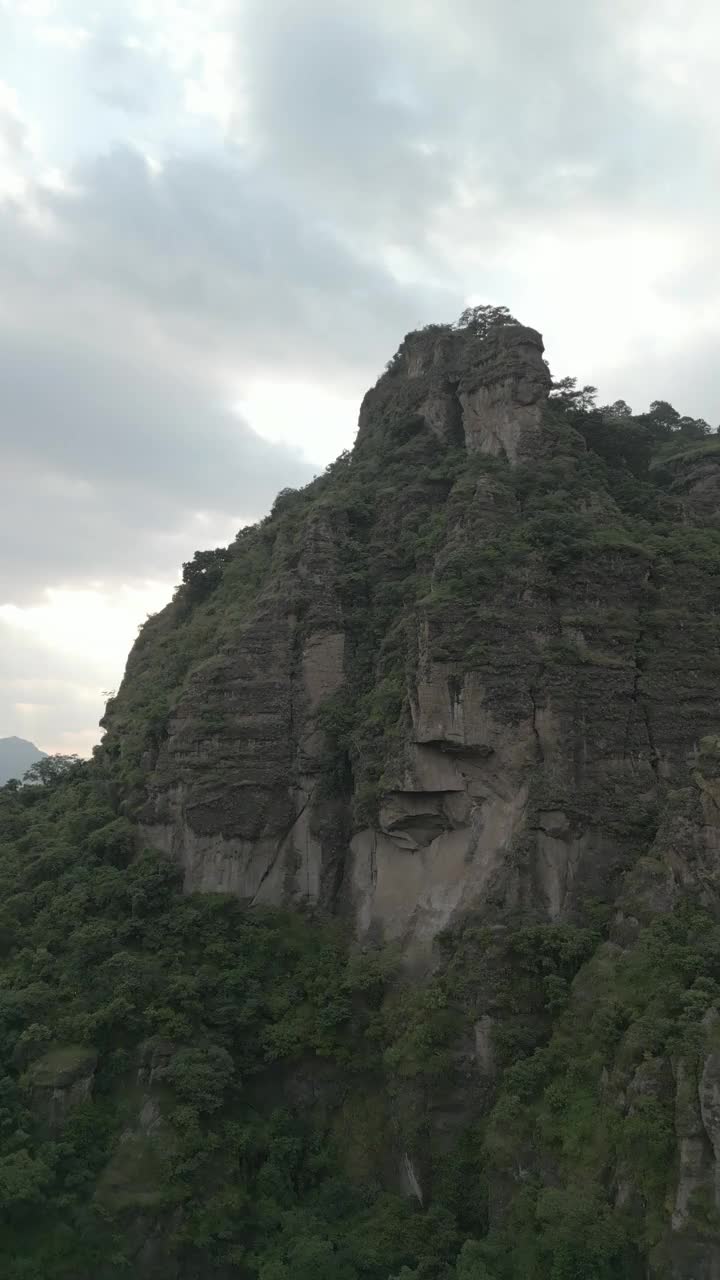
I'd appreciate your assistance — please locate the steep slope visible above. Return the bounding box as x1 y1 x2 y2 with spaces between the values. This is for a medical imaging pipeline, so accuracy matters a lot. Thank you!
103 316 720 965
0 736 47 785
2 310 720 1278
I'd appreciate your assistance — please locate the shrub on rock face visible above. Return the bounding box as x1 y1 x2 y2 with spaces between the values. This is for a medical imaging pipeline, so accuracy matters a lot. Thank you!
86 816 135 867
26 1045 97 1089
180 546 231 603
163 1045 235 1112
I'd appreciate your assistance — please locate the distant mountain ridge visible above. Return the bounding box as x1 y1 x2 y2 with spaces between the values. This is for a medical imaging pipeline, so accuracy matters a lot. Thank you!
0 736 47 785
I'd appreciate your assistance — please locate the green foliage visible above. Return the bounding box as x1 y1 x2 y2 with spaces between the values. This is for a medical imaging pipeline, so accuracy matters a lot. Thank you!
455 304 519 336
0 768 416 1277
180 546 231 603
4 755 702 1278
21 755 83 787
454 1240 498 1279
99 523 274 787
163 1045 235 1112
26 1045 96 1086
86 817 135 867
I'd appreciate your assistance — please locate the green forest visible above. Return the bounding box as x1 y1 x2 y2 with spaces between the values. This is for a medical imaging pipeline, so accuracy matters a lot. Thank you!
3 755 720 1278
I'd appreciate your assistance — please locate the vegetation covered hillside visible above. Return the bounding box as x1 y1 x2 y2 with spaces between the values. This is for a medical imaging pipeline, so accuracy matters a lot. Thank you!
2 309 720 1278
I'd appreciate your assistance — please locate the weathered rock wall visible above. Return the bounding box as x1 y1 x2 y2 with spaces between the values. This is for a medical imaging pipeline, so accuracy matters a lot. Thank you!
99 316 720 1276
104 321 720 963
357 321 551 461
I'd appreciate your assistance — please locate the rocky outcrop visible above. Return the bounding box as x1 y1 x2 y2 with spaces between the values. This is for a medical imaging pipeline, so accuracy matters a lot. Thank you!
672 449 720 526
102 318 720 971
348 669 535 962
106 322 553 933
133 511 348 908
27 1045 97 1127
661 1033 720 1280
700 1043 720 1214
97 1039 177 1215
358 321 551 462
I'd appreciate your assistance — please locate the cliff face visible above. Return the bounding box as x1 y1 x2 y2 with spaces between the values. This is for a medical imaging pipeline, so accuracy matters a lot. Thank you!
358 320 551 460
104 320 718 956
93 315 720 1276
104 322 554 942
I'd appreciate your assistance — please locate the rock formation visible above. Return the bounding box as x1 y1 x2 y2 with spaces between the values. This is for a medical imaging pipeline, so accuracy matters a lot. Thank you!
104 318 720 962
63 311 720 1276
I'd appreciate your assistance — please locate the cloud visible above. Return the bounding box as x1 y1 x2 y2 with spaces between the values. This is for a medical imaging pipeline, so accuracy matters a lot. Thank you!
85 32 163 114
0 598 152 754
2 0 720 751
0 271 314 601
40 144 450 378
226 0 720 413
0 139 453 603
235 0 673 240
0 80 35 197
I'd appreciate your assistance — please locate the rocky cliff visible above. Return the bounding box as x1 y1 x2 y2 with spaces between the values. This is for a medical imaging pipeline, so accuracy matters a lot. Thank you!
104 316 720 960
3 310 720 1278
93 313 720 1273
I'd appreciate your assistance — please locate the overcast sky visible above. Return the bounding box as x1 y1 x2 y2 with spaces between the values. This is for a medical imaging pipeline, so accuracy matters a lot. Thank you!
1 0 719 755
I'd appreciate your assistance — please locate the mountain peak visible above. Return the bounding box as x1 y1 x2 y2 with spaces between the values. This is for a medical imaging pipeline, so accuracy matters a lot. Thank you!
0 736 47 785
27 315 720 1276
357 316 551 462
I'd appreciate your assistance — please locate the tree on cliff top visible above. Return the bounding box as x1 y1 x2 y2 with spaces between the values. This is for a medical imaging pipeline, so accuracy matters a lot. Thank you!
454 304 518 337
